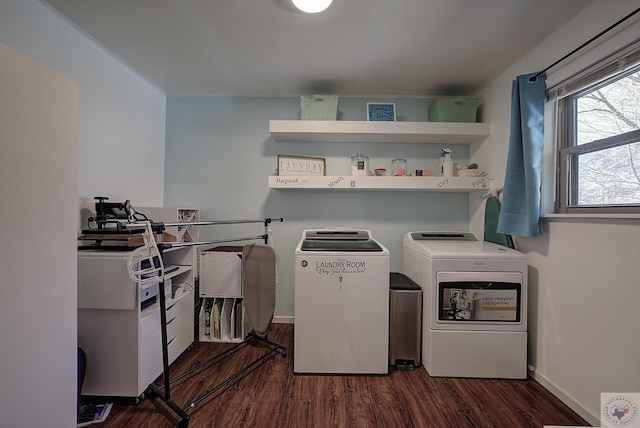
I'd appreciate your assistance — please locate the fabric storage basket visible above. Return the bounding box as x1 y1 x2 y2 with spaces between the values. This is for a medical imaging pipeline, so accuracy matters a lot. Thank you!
300 95 339 120
199 246 243 298
428 98 478 122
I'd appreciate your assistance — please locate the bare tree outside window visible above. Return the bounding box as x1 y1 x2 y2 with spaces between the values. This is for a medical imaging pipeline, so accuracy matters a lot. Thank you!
573 70 640 206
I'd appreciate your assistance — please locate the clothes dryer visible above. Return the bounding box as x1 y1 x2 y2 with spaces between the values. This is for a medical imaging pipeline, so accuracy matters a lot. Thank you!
294 228 390 374
403 232 528 379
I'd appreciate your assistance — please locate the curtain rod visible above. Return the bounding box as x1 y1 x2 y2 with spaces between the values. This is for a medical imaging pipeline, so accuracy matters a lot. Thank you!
529 7 640 82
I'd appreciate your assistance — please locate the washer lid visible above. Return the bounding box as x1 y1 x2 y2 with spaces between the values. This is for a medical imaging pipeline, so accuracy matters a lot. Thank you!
410 231 477 241
406 231 525 259
304 229 371 241
300 239 383 252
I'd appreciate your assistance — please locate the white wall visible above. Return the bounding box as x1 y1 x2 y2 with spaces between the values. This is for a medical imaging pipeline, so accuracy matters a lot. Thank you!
0 41 78 428
472 1 640 424
0 2 168 425
0 0 167 218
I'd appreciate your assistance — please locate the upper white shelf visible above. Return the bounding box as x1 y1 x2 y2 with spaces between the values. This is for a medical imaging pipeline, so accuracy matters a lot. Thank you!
268 175 489 191
269 120 490 144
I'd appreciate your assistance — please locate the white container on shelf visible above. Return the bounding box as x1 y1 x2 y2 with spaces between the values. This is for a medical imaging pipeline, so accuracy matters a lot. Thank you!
351 153 369 176
440 148 453 177
457 168 480 177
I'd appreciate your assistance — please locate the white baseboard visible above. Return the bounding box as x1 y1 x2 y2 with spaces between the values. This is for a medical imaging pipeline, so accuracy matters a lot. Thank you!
532 371 599 427
273 316 294 324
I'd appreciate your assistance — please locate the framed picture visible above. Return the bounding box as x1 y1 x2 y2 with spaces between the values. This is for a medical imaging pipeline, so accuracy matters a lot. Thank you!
367 103 396 121
277 154 326 176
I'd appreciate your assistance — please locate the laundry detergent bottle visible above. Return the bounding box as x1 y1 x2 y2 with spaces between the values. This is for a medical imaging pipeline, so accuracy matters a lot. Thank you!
440 148 453 177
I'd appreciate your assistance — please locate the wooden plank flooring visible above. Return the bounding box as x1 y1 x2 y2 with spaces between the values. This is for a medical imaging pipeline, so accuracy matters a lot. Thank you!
91 324 590 427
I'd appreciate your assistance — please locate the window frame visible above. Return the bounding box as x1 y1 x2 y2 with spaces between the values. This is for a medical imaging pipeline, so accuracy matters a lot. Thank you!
553 42 640 215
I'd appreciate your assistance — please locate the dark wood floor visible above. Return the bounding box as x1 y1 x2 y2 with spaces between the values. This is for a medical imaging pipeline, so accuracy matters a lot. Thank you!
92 323 590 427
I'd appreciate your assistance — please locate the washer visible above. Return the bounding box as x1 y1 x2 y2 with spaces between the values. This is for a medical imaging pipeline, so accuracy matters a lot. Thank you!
403 231 528 379
294 228 390 374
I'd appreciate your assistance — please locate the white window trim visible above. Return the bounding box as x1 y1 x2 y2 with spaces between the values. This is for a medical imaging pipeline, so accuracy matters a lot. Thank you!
541 38 640 219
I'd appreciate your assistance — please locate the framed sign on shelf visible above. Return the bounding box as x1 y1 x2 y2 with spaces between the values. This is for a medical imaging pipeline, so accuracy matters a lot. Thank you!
367 103 396 121
277 154 326 176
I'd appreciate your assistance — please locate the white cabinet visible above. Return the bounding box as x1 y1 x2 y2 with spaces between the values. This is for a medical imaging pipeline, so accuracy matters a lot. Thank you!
77 245 195 400
268 120 490 192
198 246 251 343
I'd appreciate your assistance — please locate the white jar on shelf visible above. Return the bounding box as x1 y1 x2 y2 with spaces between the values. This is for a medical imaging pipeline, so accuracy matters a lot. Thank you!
351 153 369 176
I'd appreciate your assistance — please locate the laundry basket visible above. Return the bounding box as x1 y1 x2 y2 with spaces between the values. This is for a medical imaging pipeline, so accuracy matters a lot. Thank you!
428 98 478 122
300 95 339 120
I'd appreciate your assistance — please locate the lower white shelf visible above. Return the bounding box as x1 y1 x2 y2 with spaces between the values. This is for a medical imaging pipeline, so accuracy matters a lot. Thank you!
268 175 489 191
199 297 251 343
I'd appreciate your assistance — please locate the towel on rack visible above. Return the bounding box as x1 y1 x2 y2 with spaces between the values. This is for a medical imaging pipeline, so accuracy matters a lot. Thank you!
484 195 515 249
242 244 276 338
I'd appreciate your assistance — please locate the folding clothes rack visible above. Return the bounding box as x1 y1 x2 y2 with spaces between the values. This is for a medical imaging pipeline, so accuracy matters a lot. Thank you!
133 217 287 428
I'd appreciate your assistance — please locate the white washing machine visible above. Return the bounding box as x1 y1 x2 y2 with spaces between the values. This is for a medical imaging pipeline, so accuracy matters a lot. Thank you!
294 228 390 374
403 231 528 379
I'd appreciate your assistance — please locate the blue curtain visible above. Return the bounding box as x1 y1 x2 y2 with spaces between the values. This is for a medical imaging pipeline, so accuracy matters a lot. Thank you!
497 72 546 237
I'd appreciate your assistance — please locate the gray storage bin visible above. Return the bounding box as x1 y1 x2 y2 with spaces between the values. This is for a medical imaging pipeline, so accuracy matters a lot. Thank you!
389 272 423 370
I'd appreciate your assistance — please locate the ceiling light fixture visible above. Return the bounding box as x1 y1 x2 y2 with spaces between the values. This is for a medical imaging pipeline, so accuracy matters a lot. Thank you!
291 0 333 14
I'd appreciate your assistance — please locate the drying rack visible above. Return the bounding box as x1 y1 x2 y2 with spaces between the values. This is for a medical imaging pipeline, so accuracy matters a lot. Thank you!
130 217 287 428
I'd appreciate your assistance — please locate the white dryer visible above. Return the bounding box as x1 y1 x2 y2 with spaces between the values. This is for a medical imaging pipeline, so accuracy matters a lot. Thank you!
403 232 528 379
294 228 390 374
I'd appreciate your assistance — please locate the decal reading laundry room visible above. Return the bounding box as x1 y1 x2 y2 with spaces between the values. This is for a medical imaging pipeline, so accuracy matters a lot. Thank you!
313 258 367 275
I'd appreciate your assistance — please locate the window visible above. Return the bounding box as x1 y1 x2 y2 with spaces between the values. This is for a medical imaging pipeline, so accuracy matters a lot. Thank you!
553 43 640 214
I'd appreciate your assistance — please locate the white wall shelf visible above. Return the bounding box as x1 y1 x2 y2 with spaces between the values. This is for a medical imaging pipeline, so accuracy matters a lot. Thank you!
269 120 490 144
268 175 488 191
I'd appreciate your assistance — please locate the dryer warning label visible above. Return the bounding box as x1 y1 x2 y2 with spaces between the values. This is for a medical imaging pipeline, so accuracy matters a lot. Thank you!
440 288 520 322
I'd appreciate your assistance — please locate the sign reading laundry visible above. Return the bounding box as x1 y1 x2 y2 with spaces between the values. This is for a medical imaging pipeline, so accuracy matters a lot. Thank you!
277 154 326 176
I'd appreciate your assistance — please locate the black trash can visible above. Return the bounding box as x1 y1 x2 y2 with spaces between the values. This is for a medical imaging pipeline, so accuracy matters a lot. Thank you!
389 272 422 370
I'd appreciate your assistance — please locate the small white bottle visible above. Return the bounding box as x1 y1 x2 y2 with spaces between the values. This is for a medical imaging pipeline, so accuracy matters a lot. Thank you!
440 148 453 177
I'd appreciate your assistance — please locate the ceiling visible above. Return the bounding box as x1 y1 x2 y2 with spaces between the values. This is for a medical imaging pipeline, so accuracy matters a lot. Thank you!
42 0 593 97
